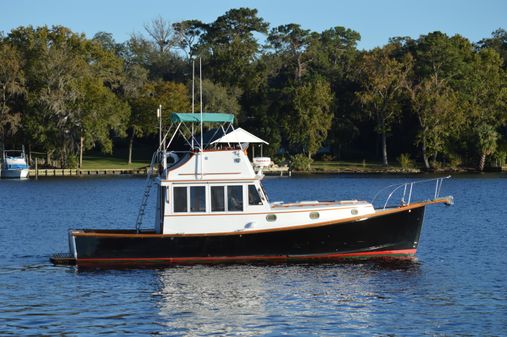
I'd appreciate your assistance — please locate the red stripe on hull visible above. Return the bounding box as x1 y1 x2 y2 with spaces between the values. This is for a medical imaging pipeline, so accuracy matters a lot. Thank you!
76 249 417 266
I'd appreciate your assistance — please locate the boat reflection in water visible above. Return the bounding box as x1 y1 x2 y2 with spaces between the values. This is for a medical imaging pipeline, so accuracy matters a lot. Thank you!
155 266 269 335
153 262 421 335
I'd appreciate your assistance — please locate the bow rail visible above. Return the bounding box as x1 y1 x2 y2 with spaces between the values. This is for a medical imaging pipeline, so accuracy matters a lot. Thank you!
371 176 452 210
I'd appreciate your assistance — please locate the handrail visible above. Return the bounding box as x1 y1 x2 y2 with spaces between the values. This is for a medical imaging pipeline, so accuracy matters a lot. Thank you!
371 176 451 210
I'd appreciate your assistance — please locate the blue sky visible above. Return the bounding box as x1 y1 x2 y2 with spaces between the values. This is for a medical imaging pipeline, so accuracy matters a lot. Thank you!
2 0 506 49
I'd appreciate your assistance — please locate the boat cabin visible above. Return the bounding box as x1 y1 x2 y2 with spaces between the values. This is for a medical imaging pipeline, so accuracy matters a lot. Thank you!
146 112 375 235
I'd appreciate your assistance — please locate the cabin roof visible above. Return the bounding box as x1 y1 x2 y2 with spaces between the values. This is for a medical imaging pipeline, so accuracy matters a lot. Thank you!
171 112 235 123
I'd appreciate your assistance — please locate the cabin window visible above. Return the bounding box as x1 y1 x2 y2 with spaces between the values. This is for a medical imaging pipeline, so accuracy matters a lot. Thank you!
190 186 206 212
211 186 225 212
173 187 188 213
227 185 243 211
248 185 263 205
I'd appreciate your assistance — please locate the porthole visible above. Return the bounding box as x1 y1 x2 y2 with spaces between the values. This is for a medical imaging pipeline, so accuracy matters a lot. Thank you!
351 209 359 215
266 214 277 222
309 212 320 219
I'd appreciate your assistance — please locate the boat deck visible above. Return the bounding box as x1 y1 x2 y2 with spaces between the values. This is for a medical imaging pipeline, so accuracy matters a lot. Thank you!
270 200 368 210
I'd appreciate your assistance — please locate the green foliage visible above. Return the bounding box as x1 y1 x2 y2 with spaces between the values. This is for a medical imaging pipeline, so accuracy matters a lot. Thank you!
77 77 130 154
407 74 461 169
355 44 412 165
321 154 335 162
289 153 313 171
200 79 241 115
462 48 507 170
447 153 462 169
0 41 25 143
493 151 506 167
397 153 414 171
285 78 333 158
201 8 268 87
1 12 507 173
267 24 312 81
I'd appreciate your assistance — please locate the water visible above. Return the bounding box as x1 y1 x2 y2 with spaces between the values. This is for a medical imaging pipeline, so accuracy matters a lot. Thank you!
0 174 506 336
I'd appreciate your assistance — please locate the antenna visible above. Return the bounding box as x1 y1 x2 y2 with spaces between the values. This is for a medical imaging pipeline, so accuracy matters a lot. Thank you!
199 58 204 179
191 60 195 149
199 58 203 151
192 60 195 114
157 105 161 148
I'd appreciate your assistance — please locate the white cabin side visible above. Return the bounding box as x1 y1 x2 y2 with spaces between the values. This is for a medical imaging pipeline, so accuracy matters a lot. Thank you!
153 149 375 235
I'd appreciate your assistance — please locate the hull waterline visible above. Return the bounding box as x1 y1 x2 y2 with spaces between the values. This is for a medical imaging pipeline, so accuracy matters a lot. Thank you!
1 169 29 179
51 204 426 267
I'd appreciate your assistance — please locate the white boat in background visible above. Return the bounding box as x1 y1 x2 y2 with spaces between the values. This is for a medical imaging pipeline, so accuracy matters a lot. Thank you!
1 147 29 179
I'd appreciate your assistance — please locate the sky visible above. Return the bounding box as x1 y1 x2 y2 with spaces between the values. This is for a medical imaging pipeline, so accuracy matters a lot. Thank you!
2 0 506 50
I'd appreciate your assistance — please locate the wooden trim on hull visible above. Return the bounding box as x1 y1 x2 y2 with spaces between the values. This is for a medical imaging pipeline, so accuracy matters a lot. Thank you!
73 249 417 267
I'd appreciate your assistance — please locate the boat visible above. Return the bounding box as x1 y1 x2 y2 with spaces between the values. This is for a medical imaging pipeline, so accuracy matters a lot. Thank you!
1 146 29 179
50 112 453 267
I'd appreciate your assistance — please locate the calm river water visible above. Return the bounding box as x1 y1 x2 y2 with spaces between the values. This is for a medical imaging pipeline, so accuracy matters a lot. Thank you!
0 174 506 336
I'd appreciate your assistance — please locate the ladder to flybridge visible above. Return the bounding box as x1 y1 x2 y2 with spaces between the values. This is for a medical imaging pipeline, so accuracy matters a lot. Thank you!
135 151 159 233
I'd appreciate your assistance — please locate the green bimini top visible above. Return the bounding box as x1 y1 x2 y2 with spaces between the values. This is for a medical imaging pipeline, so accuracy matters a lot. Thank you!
171 112 235 123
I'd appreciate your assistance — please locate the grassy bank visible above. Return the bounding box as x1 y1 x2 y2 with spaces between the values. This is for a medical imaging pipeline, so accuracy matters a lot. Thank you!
79 145 152 169
81 155 149 169
308 160 420 173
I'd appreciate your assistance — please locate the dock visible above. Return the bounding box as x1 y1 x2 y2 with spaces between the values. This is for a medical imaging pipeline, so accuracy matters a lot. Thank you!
29 167 148 177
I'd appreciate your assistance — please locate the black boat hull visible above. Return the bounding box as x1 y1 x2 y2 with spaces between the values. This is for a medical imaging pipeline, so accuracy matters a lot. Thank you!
52 204 427 267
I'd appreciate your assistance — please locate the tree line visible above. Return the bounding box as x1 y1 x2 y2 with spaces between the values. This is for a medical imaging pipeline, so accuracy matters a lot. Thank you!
1 8 506 170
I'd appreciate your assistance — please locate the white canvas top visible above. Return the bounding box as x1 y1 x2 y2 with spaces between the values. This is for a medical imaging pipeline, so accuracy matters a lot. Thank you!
210 127 269 145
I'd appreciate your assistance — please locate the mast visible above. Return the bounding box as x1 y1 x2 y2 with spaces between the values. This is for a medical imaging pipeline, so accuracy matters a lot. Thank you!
199 57 204 179
157 105 162 148
191 60 195 149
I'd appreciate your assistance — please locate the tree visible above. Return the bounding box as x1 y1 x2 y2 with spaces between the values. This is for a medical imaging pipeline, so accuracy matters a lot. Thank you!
462 48 507 170
8 26 131 167
356 44 411 165
173 20 206 61
0 41 25 145
200 8 268 87
144 16 174 54
74 78 130 167
200 79 241 115
478 29 507 68
285 78 333 165
127 81 191 163
308 27 361 158
267 24 312 81
406 74 460 169
128 21 186 82
92 31 124 55
28 40 87 167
